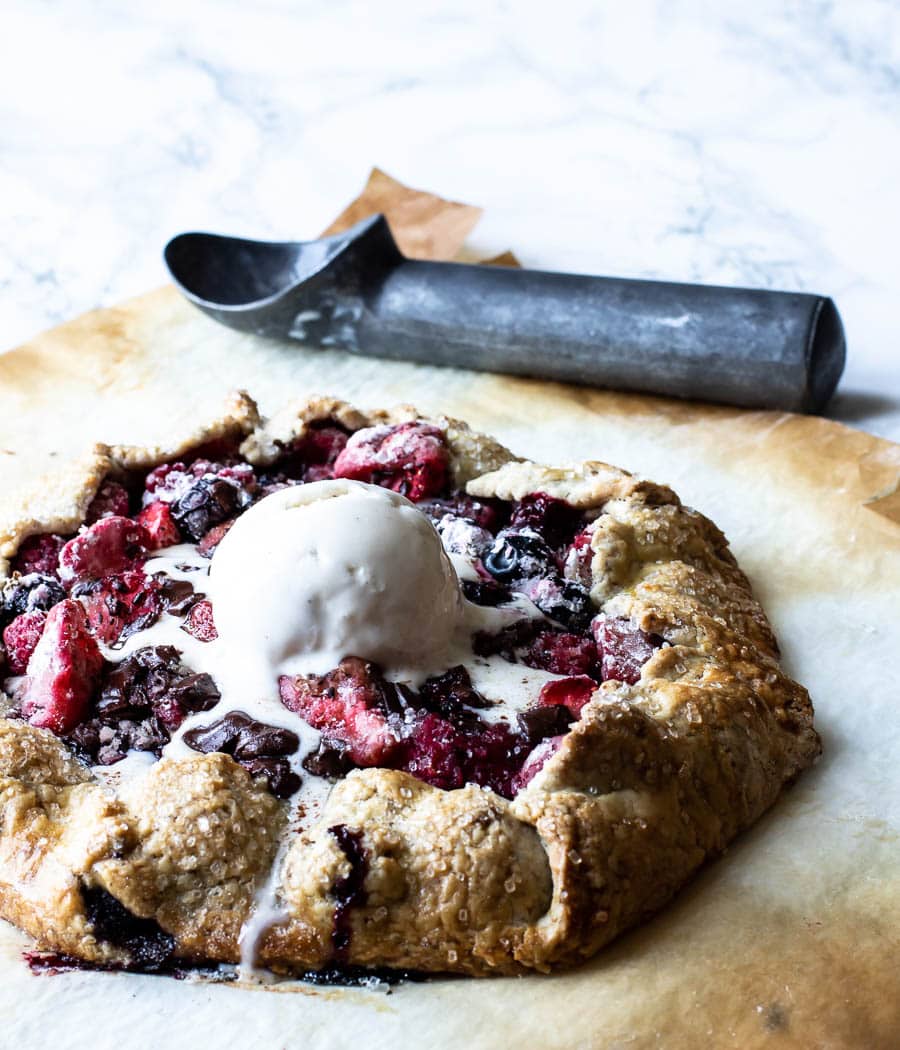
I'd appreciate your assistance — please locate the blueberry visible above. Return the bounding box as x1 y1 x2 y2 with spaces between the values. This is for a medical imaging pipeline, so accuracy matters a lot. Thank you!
483 531 555 584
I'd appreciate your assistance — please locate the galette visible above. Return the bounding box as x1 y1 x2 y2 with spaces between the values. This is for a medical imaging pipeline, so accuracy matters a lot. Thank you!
0 394 820 977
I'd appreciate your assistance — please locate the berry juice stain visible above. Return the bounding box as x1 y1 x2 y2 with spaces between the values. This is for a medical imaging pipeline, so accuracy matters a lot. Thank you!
328 824 368 961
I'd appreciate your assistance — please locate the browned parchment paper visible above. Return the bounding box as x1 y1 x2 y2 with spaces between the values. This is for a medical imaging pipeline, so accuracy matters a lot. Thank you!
0 172 898 1050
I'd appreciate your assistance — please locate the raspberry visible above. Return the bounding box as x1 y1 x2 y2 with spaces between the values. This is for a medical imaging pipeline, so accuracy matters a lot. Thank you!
524 630 599 678
400 713 530 798
21 599 103 734
181 599 218 642
333 422 450 501
12 534 67 578
85 481 131 524
136 502 181 550
76 572 162 646
511 736 564 794
3 610 48 674
592 614 663 685
401 712 465 790
279 657 401 766
272 425 350 483
508 493 584 550
537 675 596 717
58 517 150 585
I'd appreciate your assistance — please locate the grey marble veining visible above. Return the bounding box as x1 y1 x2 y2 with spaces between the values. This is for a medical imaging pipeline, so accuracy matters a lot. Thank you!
1 0 898 439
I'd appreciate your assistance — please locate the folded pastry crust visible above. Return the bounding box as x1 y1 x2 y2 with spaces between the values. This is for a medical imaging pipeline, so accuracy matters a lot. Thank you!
0 395 820 976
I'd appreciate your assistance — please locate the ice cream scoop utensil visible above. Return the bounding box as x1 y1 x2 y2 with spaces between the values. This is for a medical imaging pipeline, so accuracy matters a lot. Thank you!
165 215 845 413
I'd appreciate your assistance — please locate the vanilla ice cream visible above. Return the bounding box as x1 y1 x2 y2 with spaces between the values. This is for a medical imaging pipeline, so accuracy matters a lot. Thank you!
207 479 464 683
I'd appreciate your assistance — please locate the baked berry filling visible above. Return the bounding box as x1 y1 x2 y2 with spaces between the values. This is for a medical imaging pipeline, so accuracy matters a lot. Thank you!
279 659 573 800
0 418 666 807
329 825 368 961
67 645 219 765
333 421 450 500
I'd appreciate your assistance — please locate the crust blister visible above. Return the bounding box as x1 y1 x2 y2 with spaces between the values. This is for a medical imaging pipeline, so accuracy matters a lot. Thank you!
0 395 821 975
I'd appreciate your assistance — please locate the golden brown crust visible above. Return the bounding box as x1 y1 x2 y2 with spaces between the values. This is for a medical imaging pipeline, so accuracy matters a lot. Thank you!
0 396 820 976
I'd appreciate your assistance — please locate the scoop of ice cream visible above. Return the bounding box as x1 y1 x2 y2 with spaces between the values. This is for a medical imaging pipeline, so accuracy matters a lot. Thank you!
207 479 463 678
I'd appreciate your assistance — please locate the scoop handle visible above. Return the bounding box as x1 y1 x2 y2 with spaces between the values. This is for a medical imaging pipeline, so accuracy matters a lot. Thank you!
170 214 845 413
357 258 844 413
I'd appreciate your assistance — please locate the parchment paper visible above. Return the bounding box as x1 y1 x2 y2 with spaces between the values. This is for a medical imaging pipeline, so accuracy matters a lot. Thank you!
0 171 898 1050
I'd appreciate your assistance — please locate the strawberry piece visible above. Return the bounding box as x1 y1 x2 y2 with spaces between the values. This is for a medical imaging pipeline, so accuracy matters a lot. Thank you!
22 599 103 734
3 610 48 675
525 630 599 678
85 481 131 524
277 425 350 483
333 422 450 500
279 657 399 766
58 517 150 585
538 675 596 717
78 572 162 645
12 534 67 578
592 614 662 685
181 599 218 642
136 502 181 550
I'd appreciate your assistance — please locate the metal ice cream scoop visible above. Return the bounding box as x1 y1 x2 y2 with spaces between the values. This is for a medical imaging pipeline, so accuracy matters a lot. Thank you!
164 214 845 413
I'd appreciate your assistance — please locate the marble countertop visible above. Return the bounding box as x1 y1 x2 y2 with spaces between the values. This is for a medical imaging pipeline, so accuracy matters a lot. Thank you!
2 0 898 441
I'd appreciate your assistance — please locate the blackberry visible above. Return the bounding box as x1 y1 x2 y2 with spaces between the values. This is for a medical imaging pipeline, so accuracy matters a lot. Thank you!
1 573 65 627
81 885 175 971
508 493 584 549
171 478 243 541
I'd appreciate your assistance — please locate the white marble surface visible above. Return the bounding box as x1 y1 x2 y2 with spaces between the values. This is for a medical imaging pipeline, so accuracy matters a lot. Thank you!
1 0 899 440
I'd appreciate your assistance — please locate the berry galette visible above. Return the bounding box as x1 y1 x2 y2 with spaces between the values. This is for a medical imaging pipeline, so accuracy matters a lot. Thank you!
0 395 820 978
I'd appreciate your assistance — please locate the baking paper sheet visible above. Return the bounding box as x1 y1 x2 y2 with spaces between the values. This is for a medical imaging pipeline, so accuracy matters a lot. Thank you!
0 173 897 1049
